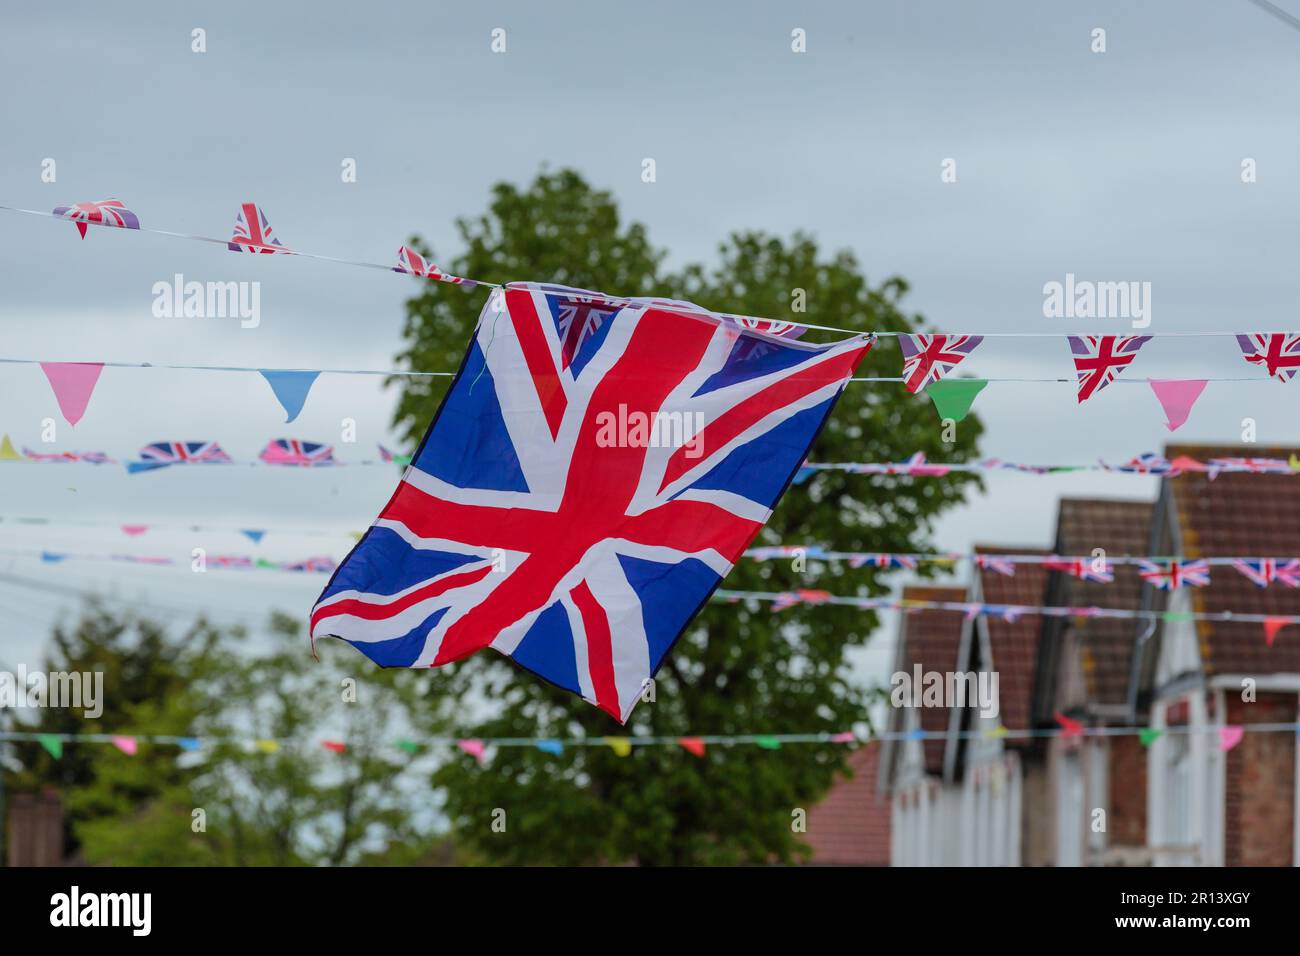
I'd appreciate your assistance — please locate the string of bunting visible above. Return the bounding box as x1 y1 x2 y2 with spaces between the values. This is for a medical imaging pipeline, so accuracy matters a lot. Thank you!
1 721 1292 764
1 547 337 575
745 546 1300 588
4 198 1300 431
714 588 1300 646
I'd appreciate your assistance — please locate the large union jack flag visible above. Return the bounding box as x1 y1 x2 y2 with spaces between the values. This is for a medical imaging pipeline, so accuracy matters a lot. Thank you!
127 441 232 473
52 198 140 239
259 439 336 467
1233 558 1300 588
1237 333 1300 382
310 282 871 721
1139 559 1210 590
897 334 983 393
227 202 290 254
1068 335 1151 402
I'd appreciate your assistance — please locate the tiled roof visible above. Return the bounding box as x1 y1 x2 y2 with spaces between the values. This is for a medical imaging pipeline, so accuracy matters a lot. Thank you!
899 585 967 773
1053 498 1154 708
975 547 1049 739
1164 444 1300 676
804 742 890 865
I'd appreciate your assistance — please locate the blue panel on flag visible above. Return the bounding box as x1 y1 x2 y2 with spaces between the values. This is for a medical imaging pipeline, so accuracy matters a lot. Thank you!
692 336 820 398
321 527 480 601
508 602 582 695
617 554 720 669
347 607 450 667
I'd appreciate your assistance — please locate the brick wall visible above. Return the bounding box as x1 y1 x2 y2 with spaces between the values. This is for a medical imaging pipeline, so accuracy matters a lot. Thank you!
6 790 64 867
1224 692 1296 867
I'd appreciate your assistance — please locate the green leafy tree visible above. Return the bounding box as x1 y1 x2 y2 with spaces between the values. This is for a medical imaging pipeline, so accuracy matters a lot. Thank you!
391 169 983 865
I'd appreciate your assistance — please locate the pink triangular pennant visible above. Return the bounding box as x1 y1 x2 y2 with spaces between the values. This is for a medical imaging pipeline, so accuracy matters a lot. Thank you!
457 738 486 764
1149 379 1207 432
121 524 149 537
111 735 138 756
1218 725 1244 752
39 362 104 426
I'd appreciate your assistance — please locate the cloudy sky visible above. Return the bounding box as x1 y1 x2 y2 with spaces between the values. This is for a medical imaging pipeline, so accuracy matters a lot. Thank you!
2 1 1299 687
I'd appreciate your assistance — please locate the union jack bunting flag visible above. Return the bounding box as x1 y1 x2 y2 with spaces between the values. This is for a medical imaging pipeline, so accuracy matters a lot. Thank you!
310 282 871 721
1232 559 1300 588
771 589 834 613
1207 456 1289 475
1139 559 1210 590
127 441 232 473
897 334 983 393
975 553 1017 577
848 553 917 570
393 245 475 286
1043 557 1114 583
1236 333 1300 382
1068 335 1151 402
52 198 140 239
22 448 114 464
378 444 413 466
210 555 254 570
227 202 290 254
284 556 338 574
259 439 337 467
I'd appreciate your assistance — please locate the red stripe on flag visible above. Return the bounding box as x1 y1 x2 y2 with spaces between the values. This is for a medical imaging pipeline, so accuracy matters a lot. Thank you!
571 579 622 720
310 564 493 634
505 289 568 439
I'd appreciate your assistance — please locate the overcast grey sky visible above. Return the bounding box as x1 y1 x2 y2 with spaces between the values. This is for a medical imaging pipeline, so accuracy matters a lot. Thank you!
3 1 1299 686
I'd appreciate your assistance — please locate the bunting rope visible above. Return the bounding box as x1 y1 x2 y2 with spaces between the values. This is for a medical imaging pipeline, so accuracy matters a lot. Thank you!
1 723 1295 762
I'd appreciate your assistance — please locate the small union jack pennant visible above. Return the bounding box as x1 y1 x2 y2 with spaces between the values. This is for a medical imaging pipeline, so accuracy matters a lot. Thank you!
1207 456 1289 476
52 198 140 239
210 555 254 570
259 439 336 467
1068 335 1152 402
898 334 983 393
975 554 1017 577
22 447 114 464
1043 557 1113 583
1233 559 1300 588
1139 559 1210 590
282 556 338 574
772 589 832 612
1106 452 1177 475
392 245 475 286
1237 333 1300 382
228 203 290 254
848 554 918 570
127 441 231 474
550 295 626 370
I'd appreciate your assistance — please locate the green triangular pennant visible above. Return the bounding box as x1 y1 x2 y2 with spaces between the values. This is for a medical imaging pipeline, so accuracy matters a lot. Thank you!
925 379 987 423
1138 728 1163 747
396 740 420 755
754 735 782 750
37 734 63 759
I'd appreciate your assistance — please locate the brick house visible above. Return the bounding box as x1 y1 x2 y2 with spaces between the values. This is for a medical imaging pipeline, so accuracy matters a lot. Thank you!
1139 445 1300 866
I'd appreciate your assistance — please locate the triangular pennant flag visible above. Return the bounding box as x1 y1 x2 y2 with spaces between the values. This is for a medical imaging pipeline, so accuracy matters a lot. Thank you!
39 362 104 426
1054 711 1084 738
52 198 140 239
111 736 137 756
602 737 632 757
0 435 21 461
41 551 67 563
535 739 564 756
830 731 856 744
678 737 706 758
1148 379 1207 432
1068 335 1152 402
457 738 486 764
259 370 321 423
898 334 984 393
1236 333 1300 382
395 740 420 755
176 737 201 752
1138 728 1163 747
1218 725 1244 752
121 524 149 536
1264 617 1291 647
37 734 63 759
227 202 290 254
982 724 1009 740
241 530 266 544
754 735 782 750
925 378 986 423
321 740 346 754
254 739 280 754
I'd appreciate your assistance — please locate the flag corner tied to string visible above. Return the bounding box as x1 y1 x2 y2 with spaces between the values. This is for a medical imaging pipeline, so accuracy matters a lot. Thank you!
308 281 873 723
